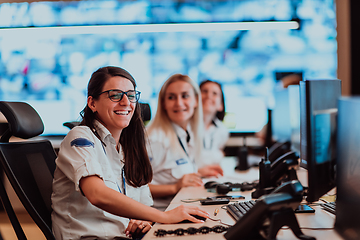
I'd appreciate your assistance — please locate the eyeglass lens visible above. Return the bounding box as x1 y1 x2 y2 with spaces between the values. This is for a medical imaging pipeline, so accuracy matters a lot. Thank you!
108 90 140 103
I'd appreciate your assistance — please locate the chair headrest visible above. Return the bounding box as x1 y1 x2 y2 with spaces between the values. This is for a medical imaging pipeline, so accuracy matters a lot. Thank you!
140 103 151 122
63 121 80 130
0 101 44 142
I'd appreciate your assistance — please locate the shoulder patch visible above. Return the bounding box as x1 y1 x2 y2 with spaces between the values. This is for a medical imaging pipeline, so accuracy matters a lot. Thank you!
70 138 95 148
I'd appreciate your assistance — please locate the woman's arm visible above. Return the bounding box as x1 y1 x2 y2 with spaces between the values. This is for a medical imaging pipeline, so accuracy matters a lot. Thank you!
149 173 203 198
198 164 224 177
80 175 208 223
148 183 178 198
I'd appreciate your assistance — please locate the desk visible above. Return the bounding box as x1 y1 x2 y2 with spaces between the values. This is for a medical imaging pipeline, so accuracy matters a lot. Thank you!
143 157 342 240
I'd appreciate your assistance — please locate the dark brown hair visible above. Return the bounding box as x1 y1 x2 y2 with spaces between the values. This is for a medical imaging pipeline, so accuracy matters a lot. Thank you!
199 79 226 121
80 66 152 187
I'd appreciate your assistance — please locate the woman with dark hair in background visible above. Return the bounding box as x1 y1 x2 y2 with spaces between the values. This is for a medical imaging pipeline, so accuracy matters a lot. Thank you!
51 66 209 240
199 80 230 167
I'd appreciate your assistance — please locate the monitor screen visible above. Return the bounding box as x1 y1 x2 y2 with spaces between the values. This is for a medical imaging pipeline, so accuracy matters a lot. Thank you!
0 1 337 136
335 97 360 240
299 79 341 203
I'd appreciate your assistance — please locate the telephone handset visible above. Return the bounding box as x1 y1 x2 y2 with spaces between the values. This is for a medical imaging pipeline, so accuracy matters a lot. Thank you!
271 151 298 169
268 141 291 163
270 151 299 185
224 180 315 240
252 150 299 199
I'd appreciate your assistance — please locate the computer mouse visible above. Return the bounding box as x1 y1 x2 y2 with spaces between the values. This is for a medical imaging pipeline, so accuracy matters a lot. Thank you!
179 215 207 223
216 183 231 194
240 181 258 191
204 181 219 189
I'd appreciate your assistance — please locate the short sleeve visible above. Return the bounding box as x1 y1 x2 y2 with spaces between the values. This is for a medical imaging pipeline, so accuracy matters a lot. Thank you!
147 139 167 173
55 127 105 192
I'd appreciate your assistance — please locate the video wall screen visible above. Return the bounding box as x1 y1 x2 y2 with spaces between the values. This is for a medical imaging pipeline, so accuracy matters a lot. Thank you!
0 0 337 135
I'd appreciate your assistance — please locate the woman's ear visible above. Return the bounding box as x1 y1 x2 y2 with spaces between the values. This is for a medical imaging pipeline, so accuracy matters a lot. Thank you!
87 96 97 113
195 96 199 108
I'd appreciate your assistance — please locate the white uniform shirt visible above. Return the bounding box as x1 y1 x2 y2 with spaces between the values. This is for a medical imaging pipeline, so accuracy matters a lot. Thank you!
51 121 153 240
147 123 197 209
199 118 230 167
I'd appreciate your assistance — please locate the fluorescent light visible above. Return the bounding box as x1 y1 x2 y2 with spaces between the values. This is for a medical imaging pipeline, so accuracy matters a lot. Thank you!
0 21 299 36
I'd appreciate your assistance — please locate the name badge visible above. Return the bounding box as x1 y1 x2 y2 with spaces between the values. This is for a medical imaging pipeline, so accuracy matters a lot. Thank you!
176 158 188 165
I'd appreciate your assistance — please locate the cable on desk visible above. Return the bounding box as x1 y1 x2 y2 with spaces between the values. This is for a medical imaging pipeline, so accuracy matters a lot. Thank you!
281 226 334 231
181 198 244 203
180 198 205 203
300 227 334 230
207 217 233 227
306 203 322 206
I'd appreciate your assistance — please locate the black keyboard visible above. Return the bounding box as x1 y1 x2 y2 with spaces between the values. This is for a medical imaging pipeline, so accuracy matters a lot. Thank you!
320 201 336 215
226 200 257 221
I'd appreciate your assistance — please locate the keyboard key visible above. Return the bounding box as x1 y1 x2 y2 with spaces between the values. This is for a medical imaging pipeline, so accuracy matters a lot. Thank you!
226 200 257 221
320 202 336 215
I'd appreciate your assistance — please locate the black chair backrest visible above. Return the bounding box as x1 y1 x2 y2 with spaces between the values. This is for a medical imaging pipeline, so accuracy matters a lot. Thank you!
140 102 151 122
0 101 44 142
0 101 56 240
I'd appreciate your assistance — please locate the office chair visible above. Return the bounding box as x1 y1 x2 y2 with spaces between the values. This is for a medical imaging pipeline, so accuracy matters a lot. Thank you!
139 102 151 123
0 101 56 240
63 102 152 129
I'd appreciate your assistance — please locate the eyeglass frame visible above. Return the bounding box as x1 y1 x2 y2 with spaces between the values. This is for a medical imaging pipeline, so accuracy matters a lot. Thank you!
97 89 141 103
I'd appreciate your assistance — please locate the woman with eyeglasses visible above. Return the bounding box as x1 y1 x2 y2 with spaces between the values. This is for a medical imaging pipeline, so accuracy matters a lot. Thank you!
199 80 230 167
146 74 224 210
51 67 209 240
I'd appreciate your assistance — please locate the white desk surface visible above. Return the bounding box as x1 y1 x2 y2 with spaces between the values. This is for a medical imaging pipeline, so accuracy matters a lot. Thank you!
143 157 343 240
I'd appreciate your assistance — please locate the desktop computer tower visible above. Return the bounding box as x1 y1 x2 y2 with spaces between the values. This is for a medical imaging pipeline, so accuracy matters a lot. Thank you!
335 97 360 240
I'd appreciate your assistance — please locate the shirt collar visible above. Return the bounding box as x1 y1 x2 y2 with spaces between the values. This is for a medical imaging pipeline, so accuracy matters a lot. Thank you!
172 122 191 138
93 120 117 145
212 117 221 127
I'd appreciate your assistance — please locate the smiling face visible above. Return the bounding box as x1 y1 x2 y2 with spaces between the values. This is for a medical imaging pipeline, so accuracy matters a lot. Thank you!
201 82 223 117
87 76 136 139
163 80 198 130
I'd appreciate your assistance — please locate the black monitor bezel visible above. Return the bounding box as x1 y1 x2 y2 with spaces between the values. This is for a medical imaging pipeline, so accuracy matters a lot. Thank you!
299 79 341 203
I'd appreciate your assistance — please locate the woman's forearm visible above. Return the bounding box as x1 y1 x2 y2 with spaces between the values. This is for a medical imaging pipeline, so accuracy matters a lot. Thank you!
148 183 178 198
80 175 168 223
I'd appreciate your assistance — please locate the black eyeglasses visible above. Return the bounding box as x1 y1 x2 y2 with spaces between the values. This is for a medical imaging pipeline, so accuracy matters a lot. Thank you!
98 89 141 103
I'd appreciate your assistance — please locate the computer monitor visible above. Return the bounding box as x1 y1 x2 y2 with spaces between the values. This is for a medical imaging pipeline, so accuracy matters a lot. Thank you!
335 97 360 240
299 79 341 203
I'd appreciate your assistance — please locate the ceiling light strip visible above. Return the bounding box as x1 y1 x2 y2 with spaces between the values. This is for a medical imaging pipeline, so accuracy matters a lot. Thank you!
0 21 299 36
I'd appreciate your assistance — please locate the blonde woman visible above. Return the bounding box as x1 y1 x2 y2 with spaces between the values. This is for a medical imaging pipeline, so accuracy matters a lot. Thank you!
147 74 223 210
